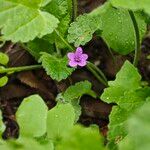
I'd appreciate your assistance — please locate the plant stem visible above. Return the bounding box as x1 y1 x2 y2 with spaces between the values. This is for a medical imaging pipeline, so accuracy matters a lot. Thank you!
128 10 141 67
55 40 61 56
0 65 42 74
55 29 74 51
87 62 108 84
86 64 108 87
72 0 78 20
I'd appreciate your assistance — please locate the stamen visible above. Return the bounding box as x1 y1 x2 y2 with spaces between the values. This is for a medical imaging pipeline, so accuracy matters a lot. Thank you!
74 56 81 62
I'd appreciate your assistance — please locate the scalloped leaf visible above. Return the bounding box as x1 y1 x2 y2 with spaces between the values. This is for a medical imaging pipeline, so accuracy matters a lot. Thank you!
0 0 59 42
67 14 102 47
43 0 72 49
39 52 74 81
56 81 96 122
63 80 95 102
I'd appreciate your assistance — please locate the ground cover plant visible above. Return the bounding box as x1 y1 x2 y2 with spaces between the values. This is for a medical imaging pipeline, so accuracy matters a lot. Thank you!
0 0 150 149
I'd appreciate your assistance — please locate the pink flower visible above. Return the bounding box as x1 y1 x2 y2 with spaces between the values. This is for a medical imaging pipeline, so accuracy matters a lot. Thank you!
67 47 88 67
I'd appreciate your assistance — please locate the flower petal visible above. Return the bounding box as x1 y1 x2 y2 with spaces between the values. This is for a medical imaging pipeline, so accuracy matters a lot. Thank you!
67 53 75 60
75 47 83 55
81 54 88 60
69 60 78 67
77 60 87 67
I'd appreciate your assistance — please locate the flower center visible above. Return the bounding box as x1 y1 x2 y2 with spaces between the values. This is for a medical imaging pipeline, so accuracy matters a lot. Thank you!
74 55 81 62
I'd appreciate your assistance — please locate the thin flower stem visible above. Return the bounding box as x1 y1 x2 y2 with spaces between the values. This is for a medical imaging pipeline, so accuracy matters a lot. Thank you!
72 0 78 20
86 64 108 87
0 65 42 74
55 29 74 51
128 10 141 67
87 62 108 84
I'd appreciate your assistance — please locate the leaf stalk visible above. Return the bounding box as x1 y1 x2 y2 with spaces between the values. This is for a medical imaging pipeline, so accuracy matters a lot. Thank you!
72 0 78 20
129 10 141 67
0 65 42 74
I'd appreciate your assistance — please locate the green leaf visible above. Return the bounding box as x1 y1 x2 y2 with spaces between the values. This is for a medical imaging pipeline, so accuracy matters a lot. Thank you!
101 61 150 148
55 14 71 49
6 0 42 8
63 81 94 102
44 0 68 18
56 81 95 122
118 88 150 110
0 76 8 87
0 137 54 150
107 88 150 142
40 0 52 7
67 14 102 47
96 3 146 55
108 106 129 147
147 55 150 59
101 61 141 105
111 0 150 16
70 100 81 123
17 137 54 150
0 0 59 42
39 52 74 81
118 135 133 150
119 100 150 150
16 95 48 137
56 125 106 150
27 38 55 60
47 103 75 140
0 144 10 150
106 88 150 149
43 0 72 49
108 61 141 90
0 110 5 138
0 52 9 66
